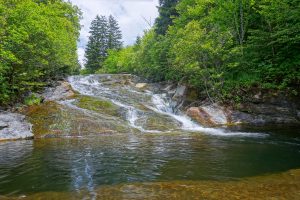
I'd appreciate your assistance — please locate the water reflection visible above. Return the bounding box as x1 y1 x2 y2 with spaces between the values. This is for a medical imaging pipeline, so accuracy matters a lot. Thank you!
1 131 300 196
0 140 33 166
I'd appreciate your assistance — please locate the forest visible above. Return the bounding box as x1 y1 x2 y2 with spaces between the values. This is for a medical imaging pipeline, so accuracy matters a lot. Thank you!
0 0 81 106
97 0 300 103
1 0 299 106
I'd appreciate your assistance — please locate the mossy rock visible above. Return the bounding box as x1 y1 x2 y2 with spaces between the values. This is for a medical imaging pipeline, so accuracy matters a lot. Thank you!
26 101 131 137
25 101 65 136
135 114 181 131
75 96 119 117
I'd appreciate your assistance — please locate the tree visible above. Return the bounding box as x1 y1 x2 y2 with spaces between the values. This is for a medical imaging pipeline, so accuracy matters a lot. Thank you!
101 0 300 101
0 0 81 106
155 0 179 35
85 15 109 72
108 15 122 50
245 0 300 89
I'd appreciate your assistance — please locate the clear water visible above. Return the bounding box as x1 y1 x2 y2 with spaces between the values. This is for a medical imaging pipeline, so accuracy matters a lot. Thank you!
0 74 299 198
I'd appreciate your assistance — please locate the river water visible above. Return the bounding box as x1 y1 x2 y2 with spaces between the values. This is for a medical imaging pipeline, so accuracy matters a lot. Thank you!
0 74 300 199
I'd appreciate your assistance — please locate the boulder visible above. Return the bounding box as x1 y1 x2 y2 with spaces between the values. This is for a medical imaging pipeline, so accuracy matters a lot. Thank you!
42 81 75 101
200 105 228 124
135 83 148 89
186 107 215 126
0 112 33 141
187 104 228 126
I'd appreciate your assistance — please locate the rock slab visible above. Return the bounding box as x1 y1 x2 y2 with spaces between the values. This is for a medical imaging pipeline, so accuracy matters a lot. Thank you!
0 112 33 141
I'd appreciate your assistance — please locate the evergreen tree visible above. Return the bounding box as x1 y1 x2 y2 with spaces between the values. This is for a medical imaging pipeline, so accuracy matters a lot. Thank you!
135 36 141 46
155 0 179 35
108 15 123 50
85 15 109 72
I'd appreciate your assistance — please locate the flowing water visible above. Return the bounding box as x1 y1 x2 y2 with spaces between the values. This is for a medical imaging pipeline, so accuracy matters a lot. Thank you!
0 74 300 199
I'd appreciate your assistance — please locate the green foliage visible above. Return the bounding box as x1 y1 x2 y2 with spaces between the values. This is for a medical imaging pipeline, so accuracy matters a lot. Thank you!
0 0 81 106
102 0 300 102
24 93 42 106
100 47 135 74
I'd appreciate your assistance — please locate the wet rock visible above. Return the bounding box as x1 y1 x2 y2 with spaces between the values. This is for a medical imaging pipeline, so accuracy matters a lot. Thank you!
75 96 119 117
187 105 228 126
161 83 177 96
135 83 148 89
0 112 33 141
26 101 131 138
42 81 75 101
186 107 214 126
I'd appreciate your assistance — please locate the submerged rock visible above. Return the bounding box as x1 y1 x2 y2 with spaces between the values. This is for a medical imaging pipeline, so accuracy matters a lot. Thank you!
6 168 299 199
0 112 33 141
42 81 75 101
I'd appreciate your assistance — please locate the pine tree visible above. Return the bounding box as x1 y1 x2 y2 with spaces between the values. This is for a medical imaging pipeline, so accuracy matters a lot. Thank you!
135 36 141 46
108 15 123 50
155 0 179 35
85 15 109 72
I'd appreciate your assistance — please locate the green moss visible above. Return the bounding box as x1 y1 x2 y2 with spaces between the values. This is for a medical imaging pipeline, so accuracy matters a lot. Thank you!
76 96 118 116
26 102 63 136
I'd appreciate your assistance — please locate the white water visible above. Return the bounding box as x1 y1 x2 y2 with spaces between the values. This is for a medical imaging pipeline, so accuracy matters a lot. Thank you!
148 94 266 137
68 75 267 138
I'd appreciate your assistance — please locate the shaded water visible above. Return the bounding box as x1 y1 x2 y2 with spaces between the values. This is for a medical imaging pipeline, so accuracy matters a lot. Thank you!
0 74 300 199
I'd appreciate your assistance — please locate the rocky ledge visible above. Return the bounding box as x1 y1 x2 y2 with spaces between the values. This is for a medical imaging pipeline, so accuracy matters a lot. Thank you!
159 82 300 127
0 112 33 141
186 95 300 127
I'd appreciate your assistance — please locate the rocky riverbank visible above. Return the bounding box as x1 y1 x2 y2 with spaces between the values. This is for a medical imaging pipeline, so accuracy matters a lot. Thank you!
158 82 300 127
0 81 75 141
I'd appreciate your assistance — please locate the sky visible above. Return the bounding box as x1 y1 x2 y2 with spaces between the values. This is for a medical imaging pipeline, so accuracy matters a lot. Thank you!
69 0 159 66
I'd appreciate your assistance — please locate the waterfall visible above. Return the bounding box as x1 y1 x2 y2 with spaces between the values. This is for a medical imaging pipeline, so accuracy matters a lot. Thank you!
68 75 267 137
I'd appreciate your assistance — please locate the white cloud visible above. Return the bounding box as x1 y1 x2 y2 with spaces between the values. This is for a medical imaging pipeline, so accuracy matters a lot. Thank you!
69 0 159 66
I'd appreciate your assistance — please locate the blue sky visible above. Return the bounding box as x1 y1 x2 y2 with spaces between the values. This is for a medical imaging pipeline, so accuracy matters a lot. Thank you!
69 0 159 65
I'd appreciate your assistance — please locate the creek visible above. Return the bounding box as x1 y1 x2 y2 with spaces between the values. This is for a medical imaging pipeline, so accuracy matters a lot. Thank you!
0 74 299 199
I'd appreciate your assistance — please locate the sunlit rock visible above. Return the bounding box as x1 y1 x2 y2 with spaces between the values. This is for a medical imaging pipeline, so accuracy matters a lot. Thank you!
0 112 33 141
186 104 229 126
